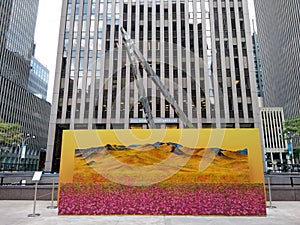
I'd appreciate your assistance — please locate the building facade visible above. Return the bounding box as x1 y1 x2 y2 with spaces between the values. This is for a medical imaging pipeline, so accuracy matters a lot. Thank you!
0 0 39 87
254 0 300 119
46 0 259 172
0 0 51 171
252 28 263 98
260 107 287 171
28 57 50 100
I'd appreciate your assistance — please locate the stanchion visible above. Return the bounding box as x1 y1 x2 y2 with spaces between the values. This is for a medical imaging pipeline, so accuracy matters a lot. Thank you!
47 177 57 209
267 176 276 209
28 181 41 217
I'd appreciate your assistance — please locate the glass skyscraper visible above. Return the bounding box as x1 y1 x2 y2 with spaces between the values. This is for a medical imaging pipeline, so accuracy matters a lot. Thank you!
0 0 51 171
28 57 50 100
0 0 39 87
46 0 260 172
252 29 263 99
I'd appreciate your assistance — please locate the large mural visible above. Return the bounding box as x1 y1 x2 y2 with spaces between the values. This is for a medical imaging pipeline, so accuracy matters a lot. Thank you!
58 129 266 216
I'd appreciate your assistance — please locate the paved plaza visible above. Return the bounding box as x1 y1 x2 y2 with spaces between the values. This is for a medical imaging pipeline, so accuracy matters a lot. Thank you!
0 200 300 225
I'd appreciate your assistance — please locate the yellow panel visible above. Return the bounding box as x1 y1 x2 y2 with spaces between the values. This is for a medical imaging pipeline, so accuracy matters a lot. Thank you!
59 129 264 183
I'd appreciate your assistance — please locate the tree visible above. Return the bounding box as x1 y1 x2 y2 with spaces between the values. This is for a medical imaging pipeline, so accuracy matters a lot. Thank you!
0 119 23 170
0 119 23 148
283 115 300 138
293 148 300 162
283 115 300 163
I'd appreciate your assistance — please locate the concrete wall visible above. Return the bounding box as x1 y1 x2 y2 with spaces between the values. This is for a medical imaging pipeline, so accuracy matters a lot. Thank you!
0 186 57 200
0 173 58 200
265 175 300 201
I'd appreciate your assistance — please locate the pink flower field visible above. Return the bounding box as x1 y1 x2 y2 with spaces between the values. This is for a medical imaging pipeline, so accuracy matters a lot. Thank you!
58 182 266 216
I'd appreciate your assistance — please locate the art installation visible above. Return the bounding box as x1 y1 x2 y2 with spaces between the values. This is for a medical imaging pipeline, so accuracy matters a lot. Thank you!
58 129 266 216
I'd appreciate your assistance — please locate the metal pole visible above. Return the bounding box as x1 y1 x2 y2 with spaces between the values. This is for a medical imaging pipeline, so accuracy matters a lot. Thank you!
28 181 40 217
47 177 57 209
267 177 276 209
20 134 35 172
36 150 41 171
17 144 21 171
120 27 194 128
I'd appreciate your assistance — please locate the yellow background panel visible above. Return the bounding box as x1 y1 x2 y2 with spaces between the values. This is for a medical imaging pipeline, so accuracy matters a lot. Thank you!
59 129 264 183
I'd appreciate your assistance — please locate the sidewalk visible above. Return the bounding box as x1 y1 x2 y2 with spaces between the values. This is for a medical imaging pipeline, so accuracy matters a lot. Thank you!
0 200 299 225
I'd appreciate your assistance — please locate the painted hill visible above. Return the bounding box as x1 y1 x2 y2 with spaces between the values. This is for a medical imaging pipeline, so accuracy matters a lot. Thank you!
73 142 250 183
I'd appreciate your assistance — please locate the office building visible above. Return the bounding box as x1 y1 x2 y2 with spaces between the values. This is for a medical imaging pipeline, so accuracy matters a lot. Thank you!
260 107 287 170
254 0 300 119
28 57 49 100
46 0 260 172
0 0 51 171
0 0 39 87
252 28 263 98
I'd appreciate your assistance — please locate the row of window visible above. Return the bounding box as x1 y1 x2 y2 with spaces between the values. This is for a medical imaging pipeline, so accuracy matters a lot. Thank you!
0 76 50 152
57 1 255 124
5 0 38 60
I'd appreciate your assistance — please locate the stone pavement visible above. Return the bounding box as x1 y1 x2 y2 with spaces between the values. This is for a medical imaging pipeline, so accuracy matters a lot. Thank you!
0 200 299 225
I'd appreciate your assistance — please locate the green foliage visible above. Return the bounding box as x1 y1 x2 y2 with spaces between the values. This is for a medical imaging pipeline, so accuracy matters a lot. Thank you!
0 118 23 149
283 115 300 138
283 116 300 162
294 148 300 160
284 148 300 160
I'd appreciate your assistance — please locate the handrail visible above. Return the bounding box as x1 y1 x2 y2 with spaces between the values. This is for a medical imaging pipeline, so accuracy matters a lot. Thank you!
264 173 300 188
0 173 59 186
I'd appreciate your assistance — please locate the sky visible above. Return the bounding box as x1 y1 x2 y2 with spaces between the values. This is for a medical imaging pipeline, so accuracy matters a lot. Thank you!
248 0 257 29
34 0 62 103
34 0 256 104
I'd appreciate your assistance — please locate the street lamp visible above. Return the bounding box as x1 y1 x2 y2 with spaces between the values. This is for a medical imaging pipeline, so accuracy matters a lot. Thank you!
18 134 35 171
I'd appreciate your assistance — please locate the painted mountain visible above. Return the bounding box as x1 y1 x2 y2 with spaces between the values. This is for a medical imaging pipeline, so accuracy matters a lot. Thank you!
73 142 250 183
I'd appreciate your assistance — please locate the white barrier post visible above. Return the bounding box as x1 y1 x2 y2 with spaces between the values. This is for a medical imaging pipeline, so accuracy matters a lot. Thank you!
47 177 57 209
28 171 43 217
267 176 276 209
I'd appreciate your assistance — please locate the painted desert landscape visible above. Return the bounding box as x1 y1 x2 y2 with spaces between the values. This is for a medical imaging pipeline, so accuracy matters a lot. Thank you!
73 142 250 183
